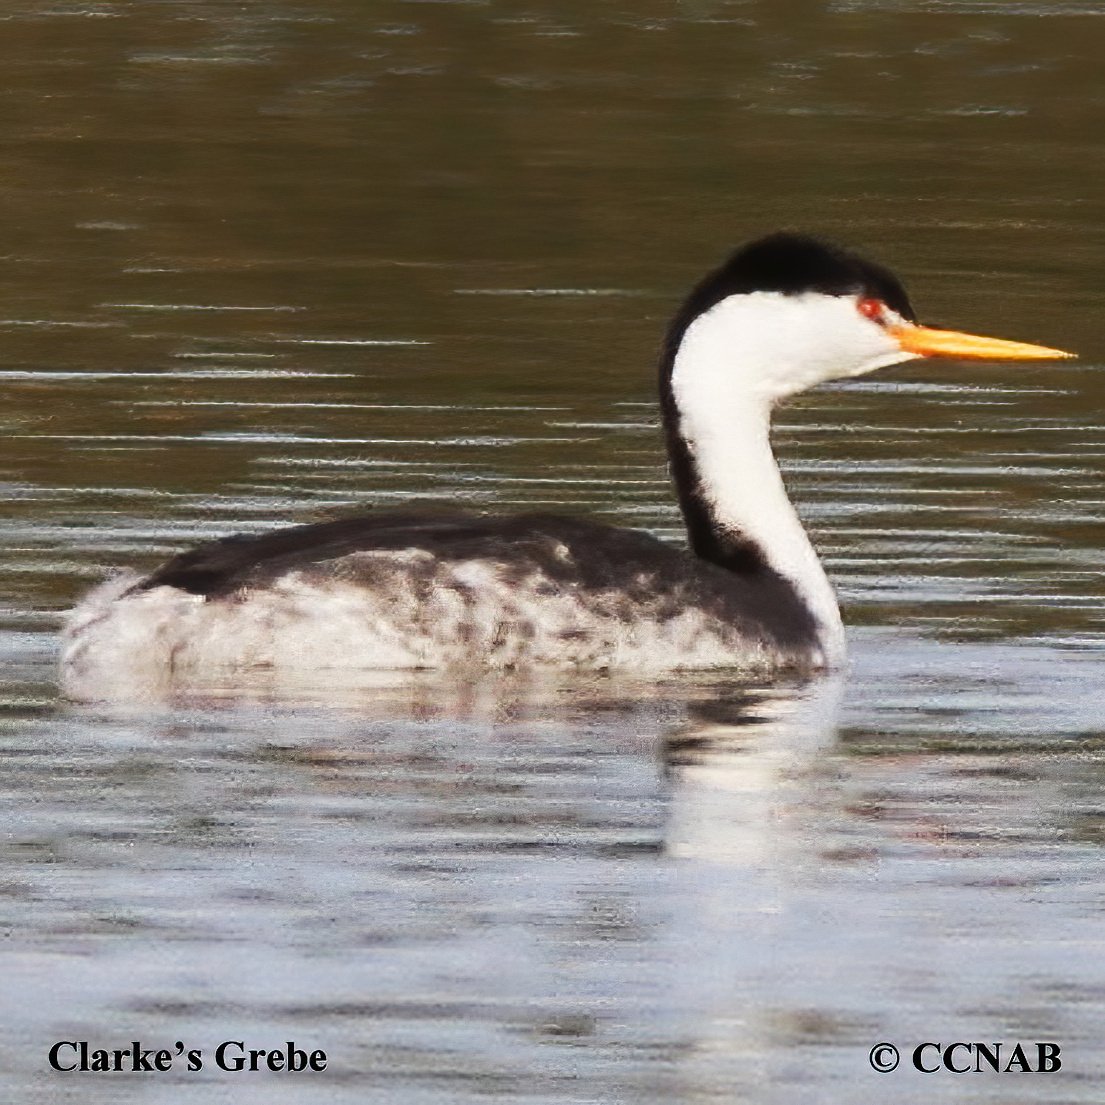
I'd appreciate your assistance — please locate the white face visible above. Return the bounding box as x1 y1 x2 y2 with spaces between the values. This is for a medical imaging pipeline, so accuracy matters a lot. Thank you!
673 290 919 405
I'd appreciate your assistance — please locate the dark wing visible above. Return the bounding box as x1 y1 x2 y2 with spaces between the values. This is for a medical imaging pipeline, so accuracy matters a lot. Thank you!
138 510 678 598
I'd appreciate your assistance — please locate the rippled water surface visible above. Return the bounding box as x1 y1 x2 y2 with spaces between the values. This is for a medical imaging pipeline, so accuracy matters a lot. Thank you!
2 1 1105 1101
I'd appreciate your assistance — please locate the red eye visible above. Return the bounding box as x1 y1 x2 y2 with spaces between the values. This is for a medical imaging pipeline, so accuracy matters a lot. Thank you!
857 297 884 323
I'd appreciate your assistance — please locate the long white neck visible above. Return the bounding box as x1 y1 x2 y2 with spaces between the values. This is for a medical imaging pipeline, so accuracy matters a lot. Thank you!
667 297 849 664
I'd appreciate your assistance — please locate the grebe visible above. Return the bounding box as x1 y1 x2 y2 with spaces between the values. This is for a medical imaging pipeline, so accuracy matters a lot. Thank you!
60 234 1071 700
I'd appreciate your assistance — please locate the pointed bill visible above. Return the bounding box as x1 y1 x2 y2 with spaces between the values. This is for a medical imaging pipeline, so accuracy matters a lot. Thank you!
890 324 1074 362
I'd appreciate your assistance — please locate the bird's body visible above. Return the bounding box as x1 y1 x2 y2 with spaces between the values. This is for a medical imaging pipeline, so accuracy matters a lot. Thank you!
61 511 821 701
59 234 1071 701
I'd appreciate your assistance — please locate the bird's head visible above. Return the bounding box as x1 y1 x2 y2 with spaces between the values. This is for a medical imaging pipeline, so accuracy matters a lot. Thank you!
664 233 1073 407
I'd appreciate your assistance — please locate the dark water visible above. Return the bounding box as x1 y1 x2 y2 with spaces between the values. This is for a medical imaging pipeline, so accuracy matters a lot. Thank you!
2 1 1105 1101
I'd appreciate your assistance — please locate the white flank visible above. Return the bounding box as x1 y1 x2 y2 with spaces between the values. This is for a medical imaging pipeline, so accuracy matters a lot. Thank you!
59 555 802 703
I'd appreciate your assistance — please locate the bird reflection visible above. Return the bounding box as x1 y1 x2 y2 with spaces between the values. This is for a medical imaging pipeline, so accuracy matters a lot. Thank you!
662 674 845 862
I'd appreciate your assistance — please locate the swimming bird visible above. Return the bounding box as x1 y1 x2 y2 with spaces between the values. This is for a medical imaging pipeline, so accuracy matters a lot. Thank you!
60 233 1071 700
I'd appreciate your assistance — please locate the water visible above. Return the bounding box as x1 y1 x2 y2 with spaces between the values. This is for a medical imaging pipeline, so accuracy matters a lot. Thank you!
2 1 1104 1101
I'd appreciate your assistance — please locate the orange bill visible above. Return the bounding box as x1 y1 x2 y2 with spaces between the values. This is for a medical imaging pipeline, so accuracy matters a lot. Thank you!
890 324 1074 362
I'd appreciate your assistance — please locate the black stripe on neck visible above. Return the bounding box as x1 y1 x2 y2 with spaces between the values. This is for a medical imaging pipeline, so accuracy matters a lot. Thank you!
659 379 767 574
